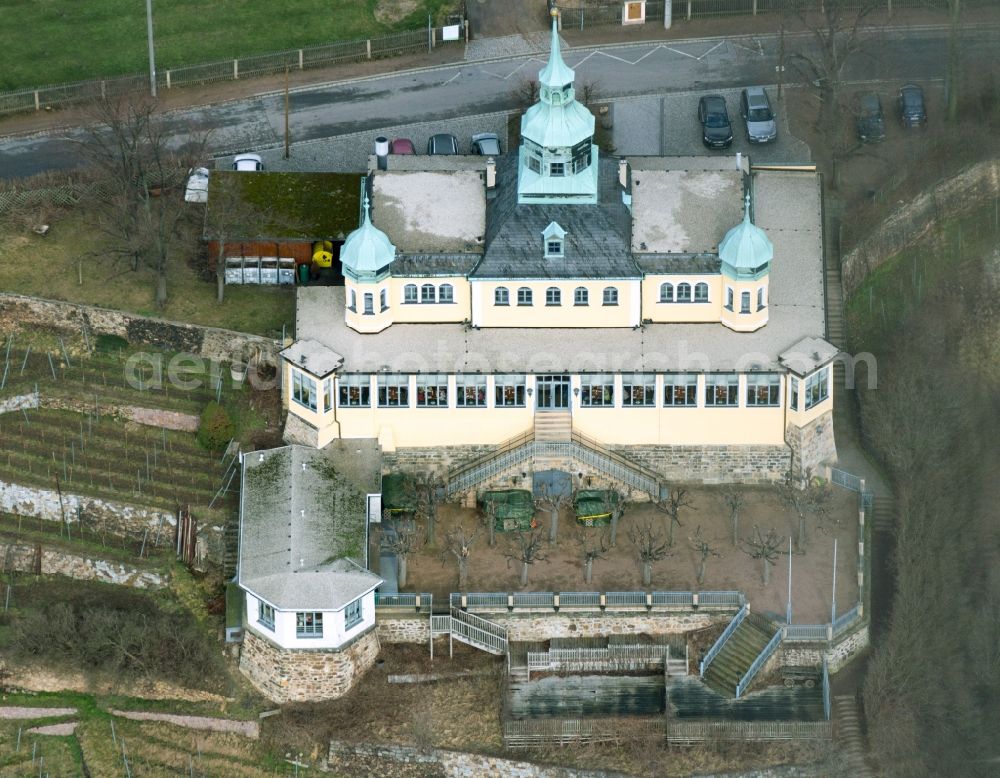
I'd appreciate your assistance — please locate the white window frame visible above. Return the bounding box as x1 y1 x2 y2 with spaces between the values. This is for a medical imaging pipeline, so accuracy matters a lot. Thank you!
804 368 830 410
517 287 533 306
664 374 698 407
694 282 709 303
581 374 615 407
677 282 692 303
323 377 333 413
344 598 363 630
420 284 436 304
602 287 619 306
377 374 410 408
740 291 751 314
746 373 781 407
296 611 323 639
363 293 374 315
705 374 739 407
338 375 371 407
659 282 674 303
545 287 562 306
494 375 526 407
258 600 275 631
439 283 454 303
403 284 418 304
622 374 656 406
495 286 510 306
416 374 449 407
456 375 488 407
574 287 589 306
550 161 565 177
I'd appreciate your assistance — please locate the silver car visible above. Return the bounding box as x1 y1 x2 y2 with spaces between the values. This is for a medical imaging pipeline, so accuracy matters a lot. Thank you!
740 87 777 144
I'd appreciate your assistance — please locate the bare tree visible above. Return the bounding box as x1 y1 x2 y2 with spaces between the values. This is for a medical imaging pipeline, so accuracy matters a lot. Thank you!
628 520 671 587
688 525 722 587
654 488 694 546
480 499 498 548
775 471 831 553
603 488 630 547
377 516 420 589
723 489 745 547
505 529 549 587
742 525 785 586
535 483 571 545
80 92 207 308
408 473 444 547
202 173 271 303
514 78 540 109
577 529 610 585
441 524 479 590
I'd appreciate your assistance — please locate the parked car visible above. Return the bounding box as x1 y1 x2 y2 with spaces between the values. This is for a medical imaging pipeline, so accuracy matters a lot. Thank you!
698 95 733 149
183 167 210 203
898 84 927 128
232 153 263 171
855 92 886 143
740 86 777 144
471 132 502 156
427 133 459 155
390 138 416 155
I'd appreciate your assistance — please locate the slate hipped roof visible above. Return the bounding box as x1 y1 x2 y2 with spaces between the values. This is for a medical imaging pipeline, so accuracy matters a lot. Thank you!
238 443 382 611
473 156 637 280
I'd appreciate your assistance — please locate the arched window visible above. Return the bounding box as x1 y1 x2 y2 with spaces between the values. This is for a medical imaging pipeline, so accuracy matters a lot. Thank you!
349 289 357 311
694 282 709 303
602 287 619 306
740 291 751 314
403 284 417 304
363 293 374 315
379 289 387 311
439 284 454 303
545 287 561 306
677 282 692 302
574 287 589 306
517 287 533 306
495 287 509 306
421 284 435 303
659 282 673 303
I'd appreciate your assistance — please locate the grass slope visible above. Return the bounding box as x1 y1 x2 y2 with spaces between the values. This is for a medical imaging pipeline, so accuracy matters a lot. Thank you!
0 0 454 91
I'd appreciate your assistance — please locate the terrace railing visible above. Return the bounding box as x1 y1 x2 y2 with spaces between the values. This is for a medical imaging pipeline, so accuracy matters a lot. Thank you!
451 590 745 615
374 592 433 614
665 720 832 745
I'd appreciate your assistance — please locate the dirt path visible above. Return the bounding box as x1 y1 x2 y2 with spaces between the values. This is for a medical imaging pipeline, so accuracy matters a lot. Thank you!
0 706 76 719
109 709 260 739
26 721 78 735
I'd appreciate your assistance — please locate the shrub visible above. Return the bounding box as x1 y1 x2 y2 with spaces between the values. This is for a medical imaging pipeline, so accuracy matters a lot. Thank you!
197 401 235 451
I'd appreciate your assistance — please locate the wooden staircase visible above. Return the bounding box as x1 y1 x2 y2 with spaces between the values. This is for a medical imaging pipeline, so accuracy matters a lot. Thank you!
701 612 776 697
533 412 572 442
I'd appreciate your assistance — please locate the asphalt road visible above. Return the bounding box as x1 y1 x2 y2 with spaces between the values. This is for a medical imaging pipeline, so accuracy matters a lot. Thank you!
0 25 996 179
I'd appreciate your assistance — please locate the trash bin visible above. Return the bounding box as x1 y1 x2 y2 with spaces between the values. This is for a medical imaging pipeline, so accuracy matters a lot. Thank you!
298 263 309 285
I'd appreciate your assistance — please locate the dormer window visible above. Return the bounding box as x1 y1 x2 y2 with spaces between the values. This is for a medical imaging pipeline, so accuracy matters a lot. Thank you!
542 222 566 258
549 162 565 177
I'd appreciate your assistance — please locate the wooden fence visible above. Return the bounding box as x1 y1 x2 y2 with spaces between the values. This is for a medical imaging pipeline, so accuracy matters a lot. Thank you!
503 716 665 748
665 719 832 745
0 182 110 215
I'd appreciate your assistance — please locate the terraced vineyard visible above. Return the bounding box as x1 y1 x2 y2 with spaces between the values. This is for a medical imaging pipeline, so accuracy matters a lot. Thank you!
0 408 235 512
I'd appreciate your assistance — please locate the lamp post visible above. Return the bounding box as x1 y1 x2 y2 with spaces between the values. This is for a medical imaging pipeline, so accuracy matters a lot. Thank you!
146 0 157 97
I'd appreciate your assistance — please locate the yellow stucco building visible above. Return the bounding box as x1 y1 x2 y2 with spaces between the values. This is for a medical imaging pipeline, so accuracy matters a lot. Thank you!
278 21 839 494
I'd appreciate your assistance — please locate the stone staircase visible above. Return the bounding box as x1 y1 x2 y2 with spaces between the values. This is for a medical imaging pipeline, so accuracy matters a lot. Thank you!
701 611 776 697
833 694 873 777
825 208 847 351
871 495 895 533
533 412 572 442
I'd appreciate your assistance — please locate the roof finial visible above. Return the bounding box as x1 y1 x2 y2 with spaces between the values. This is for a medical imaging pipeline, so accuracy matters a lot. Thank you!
539 5 574 89
362 192 371 223
744 192 752 222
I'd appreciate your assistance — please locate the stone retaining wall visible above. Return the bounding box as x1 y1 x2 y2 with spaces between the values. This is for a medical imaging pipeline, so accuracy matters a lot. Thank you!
377 614 431 643
382 444 497 476
37 393 198 432
0 292 279 364
477 611 722 641
328 739 631 778
785 411 836 481
609 444 790 485
0 542 165 588
0 393 39 415
842 159 1000 297
239 627 380 703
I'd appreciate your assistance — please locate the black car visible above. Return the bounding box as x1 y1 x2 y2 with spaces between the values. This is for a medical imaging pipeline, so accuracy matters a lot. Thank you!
898 84 927 127
698 95 733 149
855 92 886 143
427 133 459 155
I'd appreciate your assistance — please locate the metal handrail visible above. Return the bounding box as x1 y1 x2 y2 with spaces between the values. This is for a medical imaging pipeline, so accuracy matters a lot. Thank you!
570 430 664 486
445 429 534 490
736 628 783 699
699 603 749 677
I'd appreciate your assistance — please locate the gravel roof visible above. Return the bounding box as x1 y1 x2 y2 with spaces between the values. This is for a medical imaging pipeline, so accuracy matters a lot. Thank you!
238 443 382 611
279 339 344 378
296 170 825 373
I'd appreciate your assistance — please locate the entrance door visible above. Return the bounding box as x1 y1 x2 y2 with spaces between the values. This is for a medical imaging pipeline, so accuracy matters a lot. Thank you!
535 375 571 411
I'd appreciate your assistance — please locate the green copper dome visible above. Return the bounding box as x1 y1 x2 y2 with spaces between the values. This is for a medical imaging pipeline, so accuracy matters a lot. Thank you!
341 195 395 280
538 11 575 89
719 195 773 276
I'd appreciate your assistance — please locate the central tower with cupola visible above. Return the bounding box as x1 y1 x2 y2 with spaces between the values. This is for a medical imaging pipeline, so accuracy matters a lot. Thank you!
517 10 599 204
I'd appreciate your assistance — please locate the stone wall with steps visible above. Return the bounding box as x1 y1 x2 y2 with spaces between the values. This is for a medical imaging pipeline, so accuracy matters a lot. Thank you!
780 624 869 673
239 627 380 703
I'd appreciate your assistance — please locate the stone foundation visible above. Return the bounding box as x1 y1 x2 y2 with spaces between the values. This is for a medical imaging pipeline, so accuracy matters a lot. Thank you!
282 412 320 448
608 444 791 485
785 411 837 481
0 542 166 588
780 624 869 673
484 611 724 641
239 627 380 703
381 444 496 477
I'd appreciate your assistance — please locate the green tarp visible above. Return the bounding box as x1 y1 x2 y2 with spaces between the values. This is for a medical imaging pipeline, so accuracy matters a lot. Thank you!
481 489 535 531
574 489 618 526
382 473 418 513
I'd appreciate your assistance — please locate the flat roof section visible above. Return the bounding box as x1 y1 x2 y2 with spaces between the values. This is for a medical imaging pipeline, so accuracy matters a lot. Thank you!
373 170 486 254
630 167 744 255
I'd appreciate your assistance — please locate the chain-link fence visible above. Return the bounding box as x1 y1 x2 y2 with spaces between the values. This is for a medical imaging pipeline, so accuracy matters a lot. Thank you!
0 23 465 117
